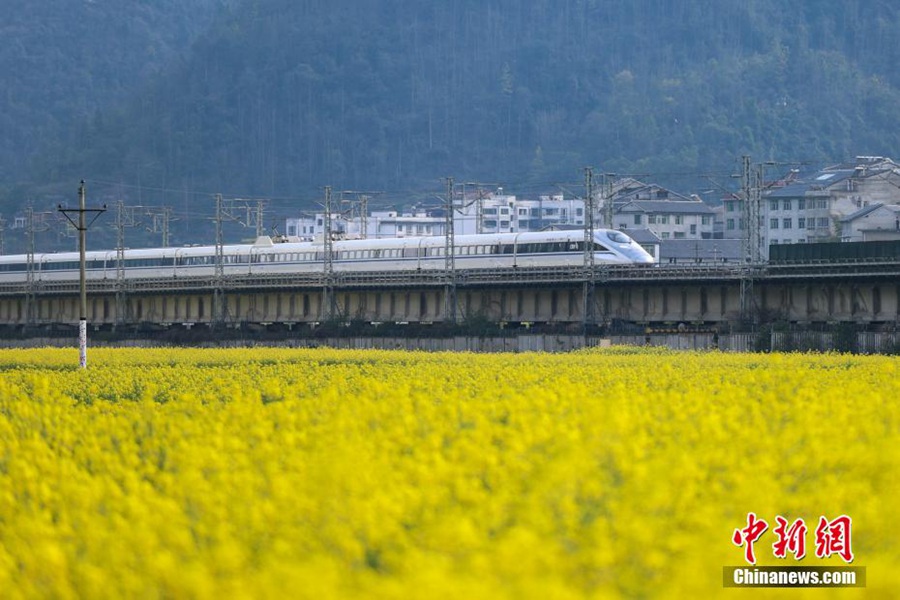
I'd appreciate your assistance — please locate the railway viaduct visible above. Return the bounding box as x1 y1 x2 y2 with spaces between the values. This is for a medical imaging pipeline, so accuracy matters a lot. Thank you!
1 262 899 332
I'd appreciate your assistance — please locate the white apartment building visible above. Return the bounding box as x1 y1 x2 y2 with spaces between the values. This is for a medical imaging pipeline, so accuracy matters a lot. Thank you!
284 190 590 240
284 182 720 242
284 211 445 240
470 192 585 234
614 199 716 240
760 156 900 257
606 180 716 240
840 203 900 242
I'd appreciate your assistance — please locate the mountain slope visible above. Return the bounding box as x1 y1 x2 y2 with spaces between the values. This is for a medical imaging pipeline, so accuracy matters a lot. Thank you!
11 0 900 206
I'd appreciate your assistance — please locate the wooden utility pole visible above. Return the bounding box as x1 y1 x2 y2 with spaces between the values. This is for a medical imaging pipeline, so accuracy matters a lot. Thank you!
58 181 106 368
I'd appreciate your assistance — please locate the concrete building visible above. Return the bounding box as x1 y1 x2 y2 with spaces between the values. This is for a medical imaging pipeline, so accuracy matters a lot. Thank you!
840 203 900 242
461 191 585 234
284 181 718 243
614 199 716 240
285 190 590 240
760 156 900 256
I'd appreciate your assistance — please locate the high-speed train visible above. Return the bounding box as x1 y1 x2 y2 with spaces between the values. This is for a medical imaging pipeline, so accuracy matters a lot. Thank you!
0 229 655 283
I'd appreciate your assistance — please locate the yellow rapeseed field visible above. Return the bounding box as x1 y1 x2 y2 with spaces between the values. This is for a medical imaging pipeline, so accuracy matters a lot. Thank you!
0 346 898 598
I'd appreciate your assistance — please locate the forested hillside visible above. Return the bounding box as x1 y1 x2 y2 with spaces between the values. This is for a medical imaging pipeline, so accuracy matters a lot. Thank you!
0 0 230 196
5 0 900 218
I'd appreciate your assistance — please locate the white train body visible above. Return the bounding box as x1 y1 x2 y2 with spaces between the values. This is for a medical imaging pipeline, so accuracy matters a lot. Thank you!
0 229 655 283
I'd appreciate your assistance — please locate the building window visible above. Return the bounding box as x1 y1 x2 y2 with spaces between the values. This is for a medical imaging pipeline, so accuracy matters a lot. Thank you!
725 201 735 212
817 199 828 209
806 219 815 230
661 232 670 239
782 200 792 210
675 215 683 225
702 215 711 225
674 231 686 239
770 218 779 229
648 215 656 224
690 224 697 235
770 200 779 211
798 199 806 210
798 217 806 229
658 215 669 224
634 214 642 225
726 219 735 230
483 208 497 215
817 217 829 229
783 218 792 229
576 208 583 217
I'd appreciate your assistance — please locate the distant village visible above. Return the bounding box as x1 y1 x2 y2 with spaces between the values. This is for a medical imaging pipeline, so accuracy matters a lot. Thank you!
285 156 900 264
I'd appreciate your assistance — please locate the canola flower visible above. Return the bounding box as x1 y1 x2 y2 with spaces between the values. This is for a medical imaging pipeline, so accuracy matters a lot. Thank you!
0 347 898 599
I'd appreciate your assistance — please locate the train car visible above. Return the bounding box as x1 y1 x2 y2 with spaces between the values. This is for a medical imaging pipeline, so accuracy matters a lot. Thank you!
0 228 654 284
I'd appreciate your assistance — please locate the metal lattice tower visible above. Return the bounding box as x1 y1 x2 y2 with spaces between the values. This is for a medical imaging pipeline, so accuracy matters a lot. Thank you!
443 177 457 323
24 206 53 325
582 167 596 332
321 186 336 321
738 155 761 323
213 194 226 324
603 172 615 229
115 201 129 325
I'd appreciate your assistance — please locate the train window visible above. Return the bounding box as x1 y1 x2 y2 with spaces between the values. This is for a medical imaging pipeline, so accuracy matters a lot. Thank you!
403 248 417 258
372 249 380 258
500 244 514 254
606 231 631 244
0 263 27 272
592 242 612 253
